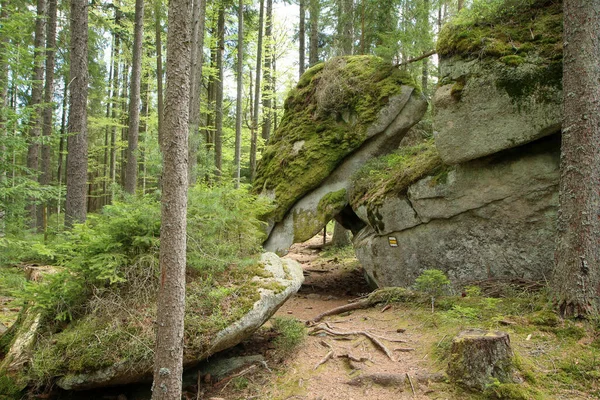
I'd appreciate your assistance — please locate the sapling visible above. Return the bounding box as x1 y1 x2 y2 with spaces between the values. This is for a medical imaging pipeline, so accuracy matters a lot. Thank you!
414 269 450 312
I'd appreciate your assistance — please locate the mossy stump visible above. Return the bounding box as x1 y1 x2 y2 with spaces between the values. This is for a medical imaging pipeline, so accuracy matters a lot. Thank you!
447 329 515 391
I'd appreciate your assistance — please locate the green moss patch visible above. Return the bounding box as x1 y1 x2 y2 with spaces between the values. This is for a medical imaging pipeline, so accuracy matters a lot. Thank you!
349 139 445 208
254 55 419 222
437 0 562 61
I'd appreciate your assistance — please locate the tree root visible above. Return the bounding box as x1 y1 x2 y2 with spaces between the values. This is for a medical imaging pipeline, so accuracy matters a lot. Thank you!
309 324 397 361
314 350 334 370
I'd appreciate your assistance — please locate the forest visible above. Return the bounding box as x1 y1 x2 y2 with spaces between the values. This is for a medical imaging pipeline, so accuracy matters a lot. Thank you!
1 0 599 398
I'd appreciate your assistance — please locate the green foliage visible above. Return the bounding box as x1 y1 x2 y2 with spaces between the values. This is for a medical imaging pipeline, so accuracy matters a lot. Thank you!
484 382 543 400
464 285 482 297
271 317 307 355
437 0 562 61
414 269 451 298
350 139 444 208
444 305 480 321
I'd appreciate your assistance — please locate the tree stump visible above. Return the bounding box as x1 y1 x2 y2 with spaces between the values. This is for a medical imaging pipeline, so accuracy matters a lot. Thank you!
447 329 515 391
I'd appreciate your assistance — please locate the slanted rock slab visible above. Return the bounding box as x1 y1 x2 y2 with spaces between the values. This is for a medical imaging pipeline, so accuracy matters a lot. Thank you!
447 329 516 391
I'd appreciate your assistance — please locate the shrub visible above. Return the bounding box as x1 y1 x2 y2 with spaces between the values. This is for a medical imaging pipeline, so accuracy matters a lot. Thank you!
272 317 306 355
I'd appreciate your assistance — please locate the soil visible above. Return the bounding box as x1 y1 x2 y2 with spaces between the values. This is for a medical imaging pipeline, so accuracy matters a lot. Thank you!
199 234 453 400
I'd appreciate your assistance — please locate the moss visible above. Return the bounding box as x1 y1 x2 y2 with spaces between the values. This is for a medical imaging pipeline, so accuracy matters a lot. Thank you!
450 80 465 100
484 383 543 400
499 55 525 66
350 139 444 208
0 373 26 399
437 0 562 61
254 55 420 223
528 310 559 327
317 189 347 222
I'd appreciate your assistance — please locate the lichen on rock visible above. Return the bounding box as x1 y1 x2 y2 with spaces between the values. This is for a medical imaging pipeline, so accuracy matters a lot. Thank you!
254 55 420 223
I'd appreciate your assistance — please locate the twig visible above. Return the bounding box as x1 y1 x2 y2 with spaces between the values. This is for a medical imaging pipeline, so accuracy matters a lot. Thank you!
337 353 369 363
395 50 436 67
437 334 448 348
196 372 202 400
381 304 392 313
394 347 415 352
314 350 334 370
215 364 258 390
407 373 416 396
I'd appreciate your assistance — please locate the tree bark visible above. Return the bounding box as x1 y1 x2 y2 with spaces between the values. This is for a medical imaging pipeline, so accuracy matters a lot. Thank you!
155 0 164 152
250 0 264 181
308 0 319 65
234 0 244 187
65 0 89 227
0 1 10 185
188 0 206 185
552 0 600 317
213 7 225 179
299 0 305 76
27 0 46 228
261 0 273 142
150 0 191 397
124 0 144 195
40 0 57 190
337 0 353 56
109 31 121 202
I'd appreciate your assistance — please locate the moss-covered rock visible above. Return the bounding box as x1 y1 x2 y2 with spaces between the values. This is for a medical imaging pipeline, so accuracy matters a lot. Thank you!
1 254 303 391
437 0 562 62
254 56 420 224
434 0 562 165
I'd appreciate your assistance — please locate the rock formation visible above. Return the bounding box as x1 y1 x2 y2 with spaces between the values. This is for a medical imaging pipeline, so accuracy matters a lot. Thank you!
256 0 563 288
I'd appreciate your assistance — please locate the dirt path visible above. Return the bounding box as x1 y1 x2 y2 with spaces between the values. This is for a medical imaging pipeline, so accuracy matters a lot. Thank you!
205 234 451 400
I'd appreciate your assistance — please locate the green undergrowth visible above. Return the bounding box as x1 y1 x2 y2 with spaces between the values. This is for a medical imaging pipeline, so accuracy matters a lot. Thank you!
271 317 307 356
0 184 278 391
349 139 445 208
254 55 419 222
437 0 562 61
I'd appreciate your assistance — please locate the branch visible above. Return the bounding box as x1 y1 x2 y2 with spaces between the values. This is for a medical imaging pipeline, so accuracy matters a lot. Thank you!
395 50 437 67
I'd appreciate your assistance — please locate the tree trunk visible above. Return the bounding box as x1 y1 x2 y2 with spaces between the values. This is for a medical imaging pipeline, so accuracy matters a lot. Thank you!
251 0 264 181
261 0 273 142
299 0 305 76
188 0 206 185
447 329 515 391
331 221 350 247
109 33 121 202
124 0 144 195
0 1 10 186
38 0 57 229
102 35 115 207
248 66 257 181
155 0 164 152
213 7 225 180
337 0 353 56
308 0 319 65
27 0 46 228
57 74 68 217
150 0 191 397
119 63 130 188
65 0 89 227
234 0 244 187
552 0 600 317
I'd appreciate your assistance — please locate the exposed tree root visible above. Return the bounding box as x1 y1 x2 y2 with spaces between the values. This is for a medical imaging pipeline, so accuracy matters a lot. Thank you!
309 324 397 361
308 287 419 324
347 373 406 387
314 350 334 370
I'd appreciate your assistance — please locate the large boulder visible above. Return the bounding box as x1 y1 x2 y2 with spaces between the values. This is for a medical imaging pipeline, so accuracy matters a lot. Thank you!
434 0 562 164
1 253 303 391
353 136 559 287
255 56 427 254
348 0 563 288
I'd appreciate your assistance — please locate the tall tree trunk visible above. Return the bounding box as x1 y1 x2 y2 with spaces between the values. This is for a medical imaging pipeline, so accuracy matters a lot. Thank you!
27 0 46 228
0 1 10 186
140 82 149 193
155 0 164 152
552 0 600 317
57 74 68 217
214 7 225 179
65 0 89 227
188 0 206 185
250 0 264 181
248 66 257 181
337 0 353 55
308 0 319 65
420 0 430 96
234 0 244 187
299 0 305 76
119 63 130 187
110 34 121 202
151 0 191 396
39 0 57 230
124 0 144 194
102 35 115 207
261 0 273 142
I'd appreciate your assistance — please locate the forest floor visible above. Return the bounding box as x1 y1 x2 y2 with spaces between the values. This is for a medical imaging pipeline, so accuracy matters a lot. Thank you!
199 234 599 400
1 235 599 399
